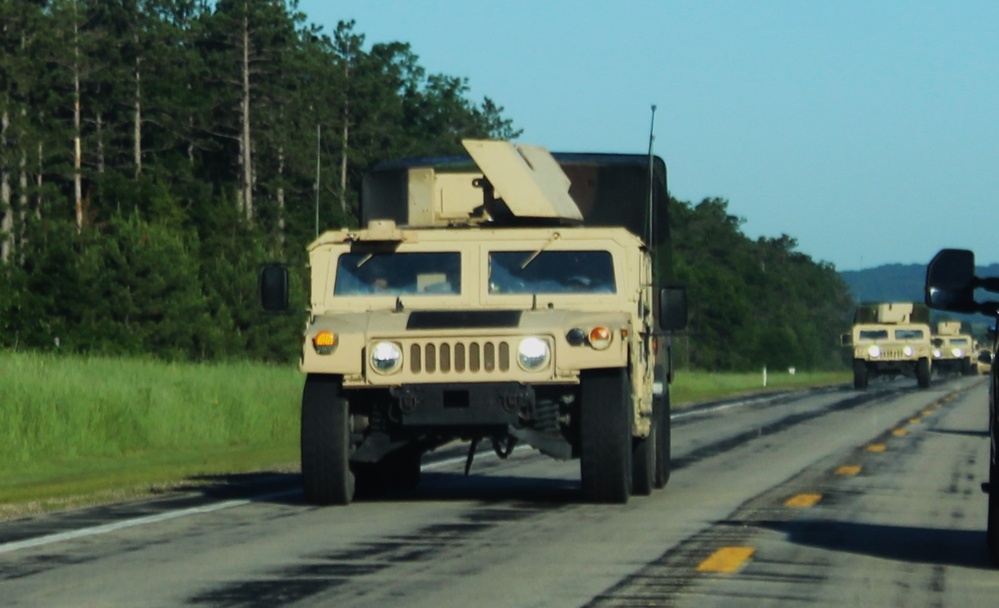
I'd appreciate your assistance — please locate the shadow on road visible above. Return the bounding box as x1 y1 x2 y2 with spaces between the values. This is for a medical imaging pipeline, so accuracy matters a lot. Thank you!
180 471 303 504
181 468 583 508
928 427 990 439
750 518 994 570
368 471 580 505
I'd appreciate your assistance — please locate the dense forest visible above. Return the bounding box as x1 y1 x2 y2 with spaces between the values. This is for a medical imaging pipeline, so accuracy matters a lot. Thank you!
670 198 853 371
0 0 854 371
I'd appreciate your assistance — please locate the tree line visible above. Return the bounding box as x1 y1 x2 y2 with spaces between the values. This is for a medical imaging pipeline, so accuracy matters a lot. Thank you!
670 197 854 371
0 1 854 369
0 0 516 361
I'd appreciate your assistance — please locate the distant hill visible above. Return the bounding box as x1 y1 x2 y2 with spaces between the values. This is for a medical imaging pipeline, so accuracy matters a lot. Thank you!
839 263 999 336
839 263 926 304
840 262 999 304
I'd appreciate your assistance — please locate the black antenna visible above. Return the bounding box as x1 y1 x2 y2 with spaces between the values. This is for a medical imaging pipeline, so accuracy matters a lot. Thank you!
315 123 321 238
646 104 658 249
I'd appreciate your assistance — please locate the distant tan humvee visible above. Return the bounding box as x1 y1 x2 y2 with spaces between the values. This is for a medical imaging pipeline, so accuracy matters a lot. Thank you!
847 302 932 389
261 140 687 505
930 320 976 376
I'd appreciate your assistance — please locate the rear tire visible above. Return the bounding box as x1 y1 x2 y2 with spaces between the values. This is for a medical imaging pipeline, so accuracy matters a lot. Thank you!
632 427 655 496
853 360 868 390
917 358 931 389
355 446 422 497
580 368 633 504
653 391 671 489
301 374 354 505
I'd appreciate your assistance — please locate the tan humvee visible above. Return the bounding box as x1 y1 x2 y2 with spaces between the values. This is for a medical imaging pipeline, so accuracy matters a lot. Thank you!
977 349 994 375
261 140 687 506
849 302 932 389
930 321 976 376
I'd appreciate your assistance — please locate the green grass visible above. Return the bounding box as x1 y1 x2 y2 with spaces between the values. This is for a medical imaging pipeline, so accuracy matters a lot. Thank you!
670 369 850 406
0 351 848 515
0 351 302 514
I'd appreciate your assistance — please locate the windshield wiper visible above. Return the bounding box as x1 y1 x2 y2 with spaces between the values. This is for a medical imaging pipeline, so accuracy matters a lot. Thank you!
520 232 561 269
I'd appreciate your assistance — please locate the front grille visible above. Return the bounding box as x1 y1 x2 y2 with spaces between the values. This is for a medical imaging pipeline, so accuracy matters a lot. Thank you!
409 339 511 374
879 349 912 360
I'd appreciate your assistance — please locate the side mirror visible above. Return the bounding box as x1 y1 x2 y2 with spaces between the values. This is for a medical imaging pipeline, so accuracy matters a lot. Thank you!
925 249 977 313
659 285 687 332
840 333 852 347
260 263 290 312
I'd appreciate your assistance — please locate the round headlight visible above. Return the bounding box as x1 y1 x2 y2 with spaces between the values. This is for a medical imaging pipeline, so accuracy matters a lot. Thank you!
903 345 914 357
867 345 881 358
933 349 942 358
952 348 964 358
370 341 402 374
518 337 550 371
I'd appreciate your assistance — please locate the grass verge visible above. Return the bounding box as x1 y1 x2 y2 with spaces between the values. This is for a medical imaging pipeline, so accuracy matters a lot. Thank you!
0 351 302 517
670 369 850 406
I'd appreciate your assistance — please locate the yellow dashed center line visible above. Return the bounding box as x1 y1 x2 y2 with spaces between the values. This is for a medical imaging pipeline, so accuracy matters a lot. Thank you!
921 409 933 416
836 465 862 476
697 546 756 573
784 493 822 508
892 428 908 437
867 444 887 452
909 417 921 424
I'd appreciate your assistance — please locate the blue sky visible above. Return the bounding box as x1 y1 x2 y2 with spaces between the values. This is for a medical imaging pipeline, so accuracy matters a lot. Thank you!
296 0 999 271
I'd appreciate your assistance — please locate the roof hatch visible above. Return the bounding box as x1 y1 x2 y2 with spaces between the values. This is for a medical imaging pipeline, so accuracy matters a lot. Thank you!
462 139 583 222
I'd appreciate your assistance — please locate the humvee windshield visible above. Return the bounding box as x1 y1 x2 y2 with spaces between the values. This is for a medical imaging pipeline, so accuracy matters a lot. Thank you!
950 338 971 345
488 250 616 294
334 252 461 295
859 330 889 341
895 329 925 340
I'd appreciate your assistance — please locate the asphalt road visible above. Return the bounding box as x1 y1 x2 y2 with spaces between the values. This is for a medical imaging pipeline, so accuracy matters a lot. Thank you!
2 375 997 607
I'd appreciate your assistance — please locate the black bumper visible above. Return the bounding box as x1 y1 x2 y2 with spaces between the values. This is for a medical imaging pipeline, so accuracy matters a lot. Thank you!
390 382 533 426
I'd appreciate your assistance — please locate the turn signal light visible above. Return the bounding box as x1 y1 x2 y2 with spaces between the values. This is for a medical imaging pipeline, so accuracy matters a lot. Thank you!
313 330 337 355
589 326 612 350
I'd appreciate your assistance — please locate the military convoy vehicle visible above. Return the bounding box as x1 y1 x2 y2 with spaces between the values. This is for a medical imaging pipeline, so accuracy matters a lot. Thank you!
925 248 999 564
930 320 976 376
260 139 687 505
846 302 932 389
977 349 994 375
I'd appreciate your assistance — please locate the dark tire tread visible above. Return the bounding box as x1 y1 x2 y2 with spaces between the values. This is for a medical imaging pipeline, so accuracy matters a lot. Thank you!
301 374 354 506
580 368 633 504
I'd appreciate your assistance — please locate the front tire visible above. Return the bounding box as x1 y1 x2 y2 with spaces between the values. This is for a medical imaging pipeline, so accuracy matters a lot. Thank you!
301 374 355 505
853 360 868 390
963 357 975 376
580 368 633 504
917 358 931 389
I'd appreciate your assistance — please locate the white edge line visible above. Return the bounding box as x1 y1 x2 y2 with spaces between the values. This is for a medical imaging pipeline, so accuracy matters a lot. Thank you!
0 489 298 556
